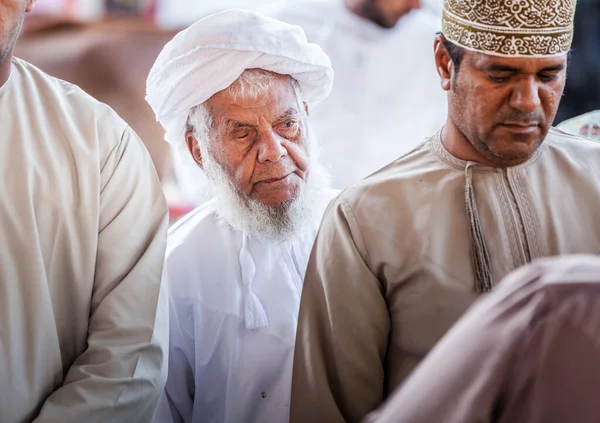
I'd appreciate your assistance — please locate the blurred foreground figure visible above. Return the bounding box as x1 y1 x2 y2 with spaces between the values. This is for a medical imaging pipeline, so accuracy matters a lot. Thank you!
366 255 600 423
290 0 600 421
145 9 335 423
0 1 169 422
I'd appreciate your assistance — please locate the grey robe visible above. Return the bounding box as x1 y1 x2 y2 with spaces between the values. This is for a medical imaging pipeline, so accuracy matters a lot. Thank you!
365 254 600 423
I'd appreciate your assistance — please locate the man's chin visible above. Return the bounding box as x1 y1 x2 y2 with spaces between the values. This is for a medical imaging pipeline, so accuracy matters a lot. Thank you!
251 194 298 208
484 146 537 167
249 184 302 207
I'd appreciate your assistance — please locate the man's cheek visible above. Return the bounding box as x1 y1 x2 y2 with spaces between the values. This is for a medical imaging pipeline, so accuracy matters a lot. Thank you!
290 152 310 173
285 141 309 161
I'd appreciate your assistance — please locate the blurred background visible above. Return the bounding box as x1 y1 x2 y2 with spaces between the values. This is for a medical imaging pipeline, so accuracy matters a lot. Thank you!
16 0 600 222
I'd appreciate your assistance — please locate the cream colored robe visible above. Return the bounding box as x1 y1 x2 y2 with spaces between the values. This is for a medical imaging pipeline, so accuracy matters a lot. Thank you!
290 128 600 422
0 58 169 422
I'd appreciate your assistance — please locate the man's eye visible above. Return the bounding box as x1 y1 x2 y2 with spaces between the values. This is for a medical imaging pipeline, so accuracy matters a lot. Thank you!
539 73 558 82
232 130 250 139
278 121 299 134
488 75 509 83
274 120 300 139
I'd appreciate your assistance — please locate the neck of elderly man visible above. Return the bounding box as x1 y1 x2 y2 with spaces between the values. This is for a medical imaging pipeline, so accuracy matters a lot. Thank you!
184 69 330 241
434 34 568 169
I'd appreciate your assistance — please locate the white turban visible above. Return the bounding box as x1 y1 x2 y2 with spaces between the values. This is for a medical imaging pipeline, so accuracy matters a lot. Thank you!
145 8 334 146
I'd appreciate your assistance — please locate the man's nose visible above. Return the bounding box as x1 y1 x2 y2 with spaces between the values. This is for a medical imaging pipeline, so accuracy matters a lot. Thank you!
257 132 287 163
509 77 542 115
410 0 422 10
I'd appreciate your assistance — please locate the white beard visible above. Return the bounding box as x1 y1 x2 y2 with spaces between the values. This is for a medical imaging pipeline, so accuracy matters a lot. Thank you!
199 125 331 242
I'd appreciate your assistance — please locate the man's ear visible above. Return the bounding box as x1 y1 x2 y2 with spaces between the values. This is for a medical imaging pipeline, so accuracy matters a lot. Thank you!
185 131 203 168
434 34 453 92
303 101 309 117
26 0 36 13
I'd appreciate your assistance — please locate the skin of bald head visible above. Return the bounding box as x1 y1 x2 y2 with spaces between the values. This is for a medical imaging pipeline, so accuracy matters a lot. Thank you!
185 69 312 207
344 0 421 28
434 34 568 168
0 0 35 85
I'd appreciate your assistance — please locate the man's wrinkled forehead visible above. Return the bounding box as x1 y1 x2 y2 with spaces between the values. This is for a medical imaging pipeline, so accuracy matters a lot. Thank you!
209 80 301 127
468 51 569 74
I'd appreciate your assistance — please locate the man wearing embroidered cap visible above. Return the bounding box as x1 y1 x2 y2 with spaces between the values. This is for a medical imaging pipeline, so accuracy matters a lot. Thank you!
145 9 336 423
291 0 600 421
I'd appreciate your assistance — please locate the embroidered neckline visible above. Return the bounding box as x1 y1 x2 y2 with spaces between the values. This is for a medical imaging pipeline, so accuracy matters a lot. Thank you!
429 128 545 172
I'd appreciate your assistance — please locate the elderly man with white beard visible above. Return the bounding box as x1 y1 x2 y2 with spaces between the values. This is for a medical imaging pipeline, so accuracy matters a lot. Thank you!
145 9 336 423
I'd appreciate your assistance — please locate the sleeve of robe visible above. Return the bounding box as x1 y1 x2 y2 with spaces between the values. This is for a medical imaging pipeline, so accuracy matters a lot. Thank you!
290 196 390 423
32 126 170 423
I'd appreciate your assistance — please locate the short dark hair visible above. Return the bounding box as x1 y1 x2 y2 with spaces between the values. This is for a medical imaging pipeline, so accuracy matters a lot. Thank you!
438 32 466 70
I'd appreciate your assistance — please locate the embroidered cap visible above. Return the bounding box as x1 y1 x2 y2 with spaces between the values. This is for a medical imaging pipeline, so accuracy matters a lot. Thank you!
441 0 577 58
